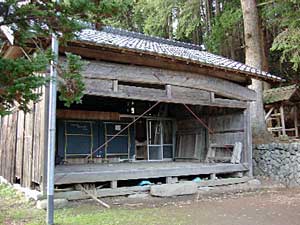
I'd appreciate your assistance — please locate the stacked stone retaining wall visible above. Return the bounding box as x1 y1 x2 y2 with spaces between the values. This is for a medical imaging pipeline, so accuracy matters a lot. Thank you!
253 142 300 187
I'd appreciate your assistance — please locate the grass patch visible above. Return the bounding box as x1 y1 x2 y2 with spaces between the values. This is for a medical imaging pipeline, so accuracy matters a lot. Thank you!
0 184 190 225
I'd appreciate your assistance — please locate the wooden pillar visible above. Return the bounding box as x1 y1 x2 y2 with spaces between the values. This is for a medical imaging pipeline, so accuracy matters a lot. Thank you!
280 104 286 136
166 177 178 184
294 105 298 137
166 177 172 184
210 92 215 103
41 85 50 196
210 173 216 180
166 84 172 98
244 102 252 176
110 180 117 189
113 80 118 92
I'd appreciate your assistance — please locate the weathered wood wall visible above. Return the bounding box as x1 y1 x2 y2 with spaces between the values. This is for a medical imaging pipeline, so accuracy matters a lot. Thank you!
176 119 207 161
209 111 246 161
0 88 47 189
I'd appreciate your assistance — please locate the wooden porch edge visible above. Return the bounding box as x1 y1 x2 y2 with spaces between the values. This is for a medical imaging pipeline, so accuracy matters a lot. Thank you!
50 177 251 200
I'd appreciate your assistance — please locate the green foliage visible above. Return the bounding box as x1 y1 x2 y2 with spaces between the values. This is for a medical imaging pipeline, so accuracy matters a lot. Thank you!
0 0 123 115
205 5 242 54
0 52 50 115
58 53 85 107
102 0 138 31
266 1 300 71
135 0 176 38
175 0 202 44
272 28 300 71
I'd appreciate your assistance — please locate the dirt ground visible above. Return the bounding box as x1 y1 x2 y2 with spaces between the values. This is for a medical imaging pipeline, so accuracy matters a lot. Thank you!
164 188 300 225
1 182 300 225
102 187 300 225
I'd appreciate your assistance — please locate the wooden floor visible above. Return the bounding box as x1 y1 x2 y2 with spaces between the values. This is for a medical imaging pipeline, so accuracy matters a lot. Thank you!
54 161 249 185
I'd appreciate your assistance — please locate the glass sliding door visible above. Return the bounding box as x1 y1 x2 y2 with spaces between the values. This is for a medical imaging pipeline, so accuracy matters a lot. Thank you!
147 120 163 160
147 119 174 161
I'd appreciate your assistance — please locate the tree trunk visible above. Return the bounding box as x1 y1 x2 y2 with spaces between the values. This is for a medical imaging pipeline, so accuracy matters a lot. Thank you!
215 0 220 16
240 0 268 139
205 0 212 34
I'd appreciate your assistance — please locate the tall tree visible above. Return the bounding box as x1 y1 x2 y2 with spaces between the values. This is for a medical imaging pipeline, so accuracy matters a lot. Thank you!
240 0 267 138
0 0 122 115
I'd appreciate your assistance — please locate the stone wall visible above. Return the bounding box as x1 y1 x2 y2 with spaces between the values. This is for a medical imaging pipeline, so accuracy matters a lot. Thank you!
253 142 300 187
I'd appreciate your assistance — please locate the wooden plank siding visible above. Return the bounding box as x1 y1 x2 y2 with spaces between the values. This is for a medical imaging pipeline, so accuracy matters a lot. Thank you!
0 88 47 189
209 111 247 163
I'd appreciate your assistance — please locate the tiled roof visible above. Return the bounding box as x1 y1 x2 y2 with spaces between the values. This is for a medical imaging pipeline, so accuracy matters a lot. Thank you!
263 85 298 104
76 26 282 82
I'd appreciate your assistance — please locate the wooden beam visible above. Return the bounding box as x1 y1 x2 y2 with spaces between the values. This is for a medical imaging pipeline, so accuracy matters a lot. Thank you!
244 103 252 176
294 106 298 137
3 46 23 59
78 59 256 101
54 163 249 185
265 107 274 120
77 184 110 208
52 177 250 200
56 109 120 121
84 80 247 108
280 104 286 136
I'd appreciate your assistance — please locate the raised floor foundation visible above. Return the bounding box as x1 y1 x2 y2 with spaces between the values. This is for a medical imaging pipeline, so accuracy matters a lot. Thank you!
54 162 249 185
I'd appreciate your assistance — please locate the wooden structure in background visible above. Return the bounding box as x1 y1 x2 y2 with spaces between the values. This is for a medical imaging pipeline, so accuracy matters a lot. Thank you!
0 26 282 195
264 85 300 138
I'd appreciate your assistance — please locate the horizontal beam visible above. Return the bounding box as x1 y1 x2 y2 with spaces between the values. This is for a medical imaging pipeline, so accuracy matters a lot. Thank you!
84 78 247 108
52 177 250 200
54 163 249 185
79 60 255 101
56 110 120 121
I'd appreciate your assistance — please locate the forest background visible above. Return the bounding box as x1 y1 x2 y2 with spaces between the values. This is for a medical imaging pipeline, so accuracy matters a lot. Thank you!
104 0 300 82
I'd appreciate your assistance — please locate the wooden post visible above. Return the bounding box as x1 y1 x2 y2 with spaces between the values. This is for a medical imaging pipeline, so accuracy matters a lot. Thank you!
294 105 298 137
166 177 172 184
113 80 118 92
210 92 215 103
244 102 252 176
166 84 172 98
280 104 286 136
210 173 216 180
110 180 117 189
264 107 274 120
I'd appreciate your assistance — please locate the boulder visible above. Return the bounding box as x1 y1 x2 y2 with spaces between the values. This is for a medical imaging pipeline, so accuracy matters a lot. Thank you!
36 198 68 210
150 181 197 197
247 179 261 188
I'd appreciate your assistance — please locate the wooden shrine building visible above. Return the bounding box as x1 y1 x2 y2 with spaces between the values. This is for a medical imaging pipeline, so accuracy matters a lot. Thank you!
264 85 300 138
0 26 282 196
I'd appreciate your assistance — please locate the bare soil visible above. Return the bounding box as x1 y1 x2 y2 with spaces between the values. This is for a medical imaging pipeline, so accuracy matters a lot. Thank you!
97 187 300 225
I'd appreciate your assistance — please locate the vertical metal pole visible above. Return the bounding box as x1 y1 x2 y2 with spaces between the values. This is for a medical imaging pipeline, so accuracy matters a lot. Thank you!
47 31 58 225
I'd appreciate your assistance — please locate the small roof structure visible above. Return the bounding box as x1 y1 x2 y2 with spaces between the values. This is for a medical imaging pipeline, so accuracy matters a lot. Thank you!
263 85 300 105
75 26 282 82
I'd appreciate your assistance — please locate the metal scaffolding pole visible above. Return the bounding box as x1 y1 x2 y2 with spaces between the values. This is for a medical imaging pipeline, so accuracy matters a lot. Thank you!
47 18 59 225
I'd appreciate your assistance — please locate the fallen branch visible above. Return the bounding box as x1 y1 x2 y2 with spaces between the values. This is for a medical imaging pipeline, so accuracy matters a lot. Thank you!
77 184 110 209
